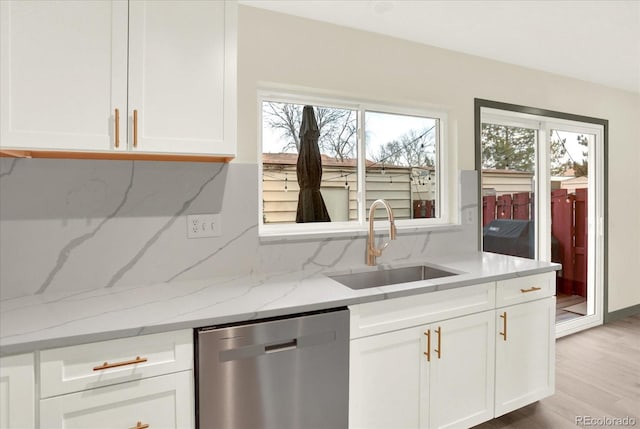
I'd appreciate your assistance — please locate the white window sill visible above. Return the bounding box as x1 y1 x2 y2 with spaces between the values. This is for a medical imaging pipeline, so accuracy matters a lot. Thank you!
258 221 463 242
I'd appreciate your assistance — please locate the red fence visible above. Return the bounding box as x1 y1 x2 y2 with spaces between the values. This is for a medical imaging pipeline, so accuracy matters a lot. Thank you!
483 189 587 297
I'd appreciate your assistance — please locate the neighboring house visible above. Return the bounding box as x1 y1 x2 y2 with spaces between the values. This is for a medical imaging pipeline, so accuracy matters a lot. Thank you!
262 153 436 223
551 168 589 193
483 168 588 196
482 168 534 196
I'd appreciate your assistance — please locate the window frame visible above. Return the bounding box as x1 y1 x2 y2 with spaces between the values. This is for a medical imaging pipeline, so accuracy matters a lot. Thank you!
258 89 454 238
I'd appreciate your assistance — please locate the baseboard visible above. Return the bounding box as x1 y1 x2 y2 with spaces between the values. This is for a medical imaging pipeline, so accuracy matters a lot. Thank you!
604 304 640 323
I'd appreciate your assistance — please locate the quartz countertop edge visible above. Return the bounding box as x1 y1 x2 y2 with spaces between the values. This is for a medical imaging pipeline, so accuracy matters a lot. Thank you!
0 252 560 356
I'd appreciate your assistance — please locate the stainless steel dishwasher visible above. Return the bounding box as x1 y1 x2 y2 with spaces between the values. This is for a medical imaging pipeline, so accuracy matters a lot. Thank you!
196 307 349 429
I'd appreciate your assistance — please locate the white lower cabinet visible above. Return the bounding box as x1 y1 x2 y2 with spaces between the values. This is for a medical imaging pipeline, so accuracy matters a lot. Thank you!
349 311 495 429
37 329 195 429
350 326 425 429
0 353 35 429
427 311 495 429
494 296 555 416
349 273 556 429
40 370 194 429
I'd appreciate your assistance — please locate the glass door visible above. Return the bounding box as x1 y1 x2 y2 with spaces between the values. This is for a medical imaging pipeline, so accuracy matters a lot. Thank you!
480 115 539 261
548 125 604 336
480 108 604 337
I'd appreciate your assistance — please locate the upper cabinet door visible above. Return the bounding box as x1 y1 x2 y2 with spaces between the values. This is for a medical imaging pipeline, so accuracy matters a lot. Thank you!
0 0 128 151
127 0 236 156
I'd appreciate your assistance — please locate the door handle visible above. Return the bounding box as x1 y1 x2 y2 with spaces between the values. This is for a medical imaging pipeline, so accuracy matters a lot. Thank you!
114 108 120 148
499 311 507 341
434 326 442 359
133 109 138 148
423 329 431 362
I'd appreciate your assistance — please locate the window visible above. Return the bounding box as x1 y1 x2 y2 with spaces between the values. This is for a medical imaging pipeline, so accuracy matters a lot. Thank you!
259 92 449 236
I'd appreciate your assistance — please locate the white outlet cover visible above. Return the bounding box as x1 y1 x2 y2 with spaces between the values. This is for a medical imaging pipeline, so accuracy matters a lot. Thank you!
187 214 221 238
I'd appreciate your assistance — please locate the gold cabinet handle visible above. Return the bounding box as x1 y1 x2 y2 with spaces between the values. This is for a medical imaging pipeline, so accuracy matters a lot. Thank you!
114 108 120 148
499 312 507 341
423 329 431 362
93 356 147 371
129 422 149 429
434 326 442 359
520 286 541 293
133 109 138 148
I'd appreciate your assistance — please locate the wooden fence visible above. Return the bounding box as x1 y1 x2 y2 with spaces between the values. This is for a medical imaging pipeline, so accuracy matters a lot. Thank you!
483 189 587 297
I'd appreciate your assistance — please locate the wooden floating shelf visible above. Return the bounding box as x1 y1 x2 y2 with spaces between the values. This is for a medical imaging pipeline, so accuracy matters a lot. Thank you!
0 149 234 163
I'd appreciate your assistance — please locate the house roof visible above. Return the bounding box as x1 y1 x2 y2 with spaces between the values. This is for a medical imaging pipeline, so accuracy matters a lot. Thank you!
482 168 533 176
262 152 434 171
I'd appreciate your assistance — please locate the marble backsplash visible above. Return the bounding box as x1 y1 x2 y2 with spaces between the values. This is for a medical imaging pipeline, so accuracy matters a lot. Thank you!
0 159 478 299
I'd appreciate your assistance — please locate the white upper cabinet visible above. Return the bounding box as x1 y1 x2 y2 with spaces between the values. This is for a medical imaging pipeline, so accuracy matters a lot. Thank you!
0 0 128 152
128 1 234 155
0 0 236 159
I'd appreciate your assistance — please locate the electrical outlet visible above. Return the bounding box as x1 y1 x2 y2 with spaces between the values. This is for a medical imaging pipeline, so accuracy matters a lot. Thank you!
187 214 221 238
465 209 474 224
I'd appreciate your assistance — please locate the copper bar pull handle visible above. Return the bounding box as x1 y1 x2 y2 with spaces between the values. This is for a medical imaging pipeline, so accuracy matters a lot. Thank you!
520 286 541 293
434 326 442 359
114 108 120 148
423 329 431 362
133 109 138 148
129 422 149 429
93 356 147 371
499 312 508 341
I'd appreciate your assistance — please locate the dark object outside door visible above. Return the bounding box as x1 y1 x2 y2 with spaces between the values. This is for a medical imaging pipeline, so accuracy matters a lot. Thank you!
483 219 534 259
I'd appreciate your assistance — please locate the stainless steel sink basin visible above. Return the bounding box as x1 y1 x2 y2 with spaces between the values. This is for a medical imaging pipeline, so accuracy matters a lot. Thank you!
328 265 458 290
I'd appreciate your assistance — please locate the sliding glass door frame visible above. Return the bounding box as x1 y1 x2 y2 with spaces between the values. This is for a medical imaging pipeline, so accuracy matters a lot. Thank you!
474 99 608 336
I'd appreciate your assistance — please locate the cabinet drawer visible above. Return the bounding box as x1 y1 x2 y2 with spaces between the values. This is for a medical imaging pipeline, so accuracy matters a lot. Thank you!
349 283 495 338
40 330 193 398
496 272 555 308
40 370 194 429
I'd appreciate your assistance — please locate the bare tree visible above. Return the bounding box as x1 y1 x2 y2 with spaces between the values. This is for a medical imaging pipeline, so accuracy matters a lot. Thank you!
316 108 357 162
373 128 436 167
263 102 357 161
263 102 302 152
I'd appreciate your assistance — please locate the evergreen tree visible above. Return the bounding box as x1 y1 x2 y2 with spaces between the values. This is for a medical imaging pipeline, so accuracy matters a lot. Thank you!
481 124 535 172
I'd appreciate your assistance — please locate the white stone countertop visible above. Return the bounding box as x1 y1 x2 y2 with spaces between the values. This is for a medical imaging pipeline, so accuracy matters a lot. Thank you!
0 251 559 356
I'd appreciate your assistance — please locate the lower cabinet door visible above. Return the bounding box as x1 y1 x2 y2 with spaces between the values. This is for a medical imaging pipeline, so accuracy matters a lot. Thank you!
0 353 35 429
494 296 555 416
40 370 194 429
350 325 427 429
427 311 495 429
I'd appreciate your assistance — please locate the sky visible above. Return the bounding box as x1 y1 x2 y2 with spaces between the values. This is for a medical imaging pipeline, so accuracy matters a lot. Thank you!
262 102 437 164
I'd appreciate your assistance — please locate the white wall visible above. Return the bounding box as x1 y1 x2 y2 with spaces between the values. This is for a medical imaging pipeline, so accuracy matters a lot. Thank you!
236 6 640 313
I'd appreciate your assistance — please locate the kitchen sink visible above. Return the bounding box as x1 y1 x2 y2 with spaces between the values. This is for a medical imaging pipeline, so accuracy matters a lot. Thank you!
328 265 459 290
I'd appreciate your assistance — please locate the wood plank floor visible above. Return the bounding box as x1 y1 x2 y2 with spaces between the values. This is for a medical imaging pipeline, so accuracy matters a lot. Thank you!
474 314 640 429
556 294 587 323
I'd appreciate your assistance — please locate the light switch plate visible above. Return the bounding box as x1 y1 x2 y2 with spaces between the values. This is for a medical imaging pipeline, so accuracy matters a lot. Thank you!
187 214 221 238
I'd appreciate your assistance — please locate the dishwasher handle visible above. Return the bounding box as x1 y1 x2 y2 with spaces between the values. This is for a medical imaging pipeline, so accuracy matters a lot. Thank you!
216 331 336 362
265 339 297 353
